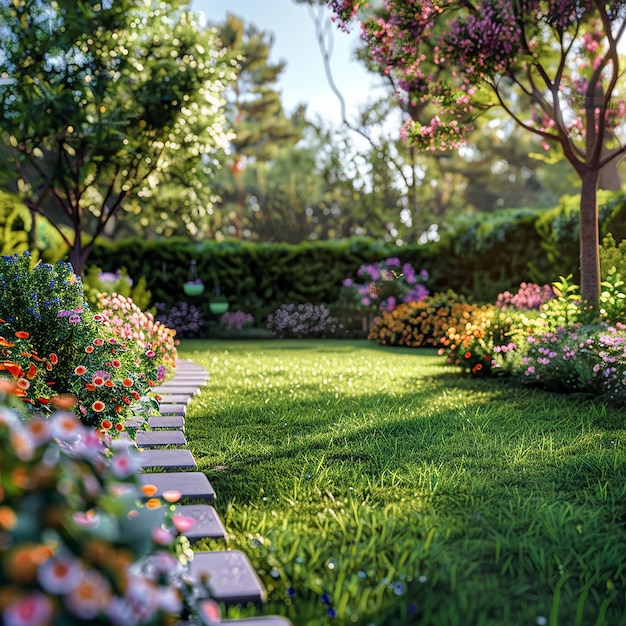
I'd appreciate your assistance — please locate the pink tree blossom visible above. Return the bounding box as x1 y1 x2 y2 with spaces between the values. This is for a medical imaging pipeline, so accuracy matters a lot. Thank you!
329 0 626 303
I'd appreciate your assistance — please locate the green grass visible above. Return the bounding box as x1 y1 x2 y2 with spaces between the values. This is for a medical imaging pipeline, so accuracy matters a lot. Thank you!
178 339 626 626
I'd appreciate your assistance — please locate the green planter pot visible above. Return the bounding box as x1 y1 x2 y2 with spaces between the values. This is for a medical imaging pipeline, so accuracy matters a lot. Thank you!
183 282 205 297
209 301 229 315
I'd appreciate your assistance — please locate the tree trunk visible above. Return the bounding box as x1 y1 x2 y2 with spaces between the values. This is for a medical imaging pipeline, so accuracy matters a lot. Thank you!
68 230 93 278
579 169 601 305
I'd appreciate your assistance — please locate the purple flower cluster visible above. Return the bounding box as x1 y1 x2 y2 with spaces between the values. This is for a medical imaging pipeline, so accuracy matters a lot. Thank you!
343 258 429 312
521 324 626 400
155 301 206 339
266 303 340 338
219 310 255 330
496 283 554 311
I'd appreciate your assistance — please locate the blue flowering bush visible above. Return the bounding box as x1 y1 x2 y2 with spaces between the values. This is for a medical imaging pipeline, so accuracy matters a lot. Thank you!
267 303 340 338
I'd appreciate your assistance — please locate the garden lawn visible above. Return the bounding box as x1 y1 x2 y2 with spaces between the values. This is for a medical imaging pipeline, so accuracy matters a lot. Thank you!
178 339 626 626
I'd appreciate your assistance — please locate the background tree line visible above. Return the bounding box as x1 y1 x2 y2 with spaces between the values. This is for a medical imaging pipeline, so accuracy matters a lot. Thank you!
0 0 611 278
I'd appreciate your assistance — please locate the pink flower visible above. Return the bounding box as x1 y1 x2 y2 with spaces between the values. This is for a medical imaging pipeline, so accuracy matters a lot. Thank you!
3 593 53 626
172 514 196 534
38 554 83 595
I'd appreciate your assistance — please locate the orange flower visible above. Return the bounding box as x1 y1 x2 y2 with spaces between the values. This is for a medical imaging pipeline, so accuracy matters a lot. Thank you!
51 394 77 410
146 498 162 509
29 351 46 362
0 361 22 378
85 346 94 354
92 376 105 387
16 378 30 390
25 364 38 380
141 484 159 497
74 366 87 376
85 383 96 392
122 378 133 387
49 353 59 364
0 337 15 348
0 379 19 395
92 401 106 413
100 419 112 429
114 423 124 431
14 331 29 339
104 380 114 388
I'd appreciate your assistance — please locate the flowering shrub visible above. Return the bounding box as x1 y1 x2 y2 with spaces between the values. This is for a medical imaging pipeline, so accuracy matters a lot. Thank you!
0 391 218 626
495 282 554 310
0 252 85 385
97 293 178 369
368 290 467 347
155 301 206 339
57 311 163 434
267 303 340 338
0 322 60 412
518 323 626 401
341 258 429 313
219 310 255 331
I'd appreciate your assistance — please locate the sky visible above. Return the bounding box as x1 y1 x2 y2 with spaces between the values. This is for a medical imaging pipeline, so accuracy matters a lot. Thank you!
190 0 383 126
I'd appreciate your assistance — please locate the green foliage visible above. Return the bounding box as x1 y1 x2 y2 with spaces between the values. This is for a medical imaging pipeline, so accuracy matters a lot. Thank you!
535 191 626 282
538 275 593 331
0 190 30 256
82 266 152 312
0 0 234 275
600 233 626 280
598 268 626 324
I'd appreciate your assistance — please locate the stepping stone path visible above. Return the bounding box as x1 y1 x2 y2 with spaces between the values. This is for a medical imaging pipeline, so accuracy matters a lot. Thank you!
129 360 292 625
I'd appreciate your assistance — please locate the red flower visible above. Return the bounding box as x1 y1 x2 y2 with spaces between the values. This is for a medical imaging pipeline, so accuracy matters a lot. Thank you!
49 353 59 364
92 401 106 413
14 331 29 339
100 418 112 429
74 365 87 376
85 346 94 354
122 378 133 387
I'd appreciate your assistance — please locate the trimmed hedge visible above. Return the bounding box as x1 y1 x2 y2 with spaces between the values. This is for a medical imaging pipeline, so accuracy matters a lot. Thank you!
85 193 626 322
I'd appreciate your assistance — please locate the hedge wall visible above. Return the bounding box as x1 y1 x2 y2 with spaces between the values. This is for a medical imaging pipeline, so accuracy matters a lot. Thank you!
86 193 626 321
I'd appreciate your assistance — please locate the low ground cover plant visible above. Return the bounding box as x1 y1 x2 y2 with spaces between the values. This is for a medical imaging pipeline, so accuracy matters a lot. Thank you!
181 339 626 625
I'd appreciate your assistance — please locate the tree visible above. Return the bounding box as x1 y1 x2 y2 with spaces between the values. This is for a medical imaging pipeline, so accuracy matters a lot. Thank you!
0 0 233 275
329 0 626 302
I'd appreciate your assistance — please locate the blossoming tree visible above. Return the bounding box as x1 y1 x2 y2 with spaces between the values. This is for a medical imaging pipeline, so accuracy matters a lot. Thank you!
328 0 626 303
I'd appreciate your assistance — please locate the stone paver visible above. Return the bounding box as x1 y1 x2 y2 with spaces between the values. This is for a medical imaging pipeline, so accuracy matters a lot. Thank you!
156 404 187 416
125 415 185 430
171 504 227 541
136 430 187 448
138 448 196 470
138 472 216 501
153 384 203 395
154 394 193 404
190 551 266 606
